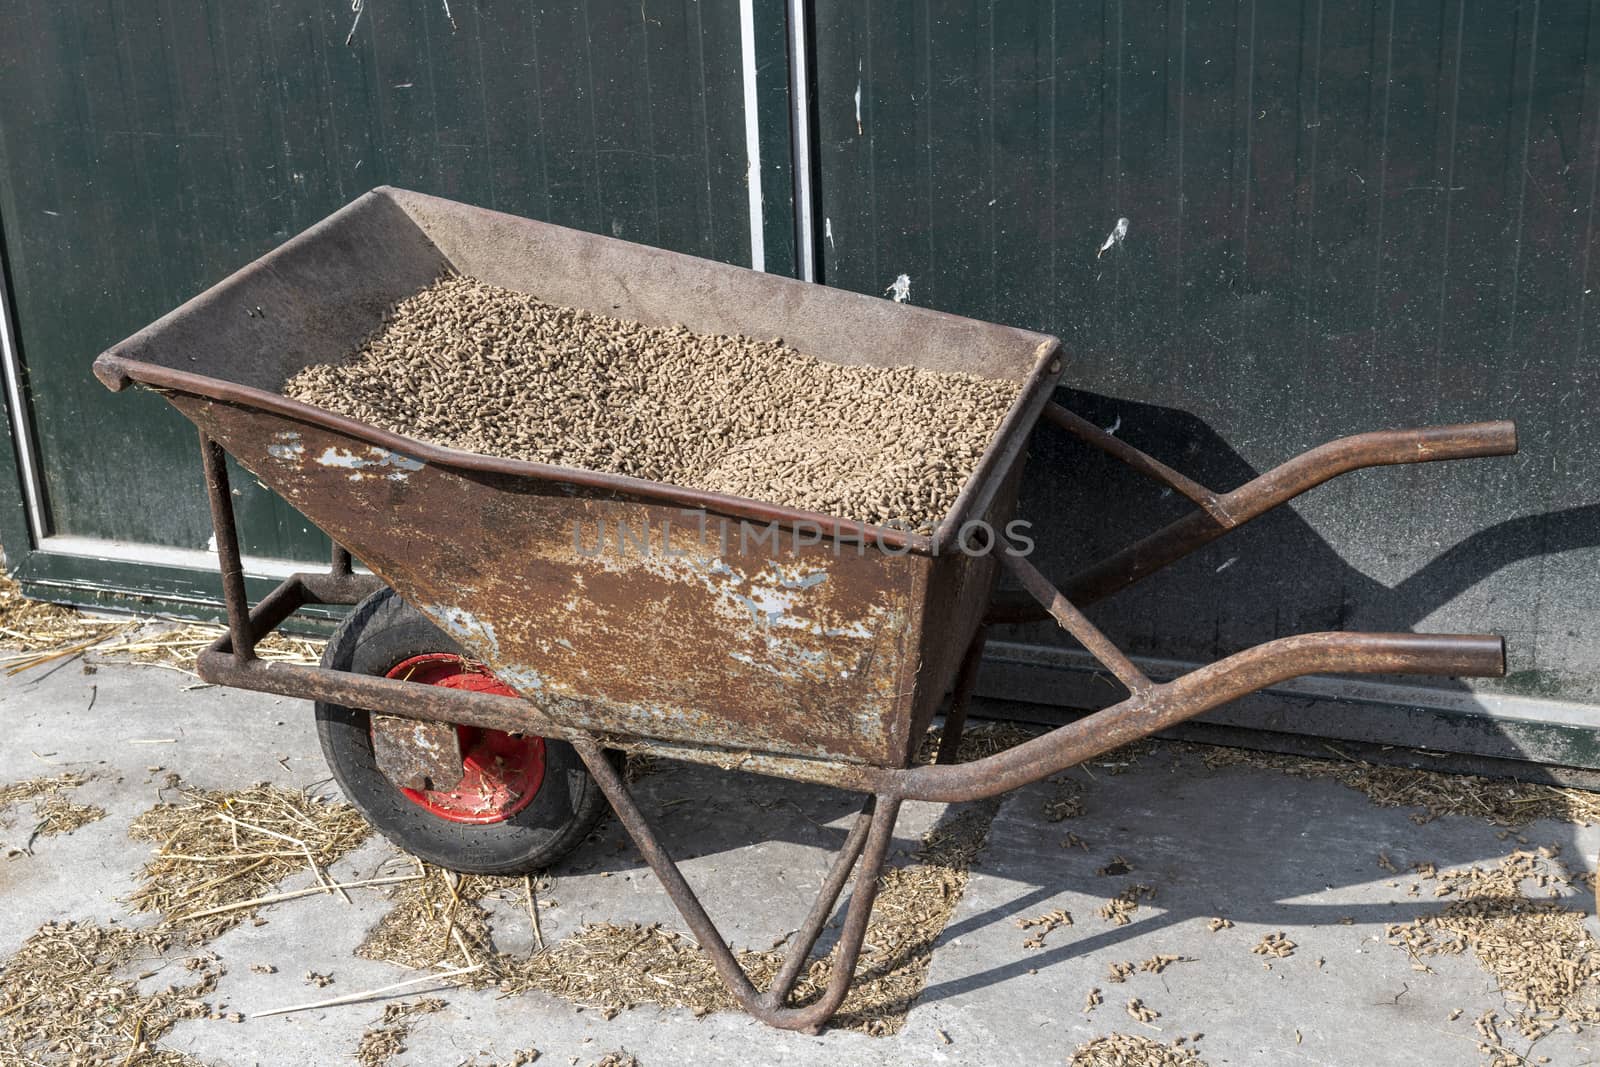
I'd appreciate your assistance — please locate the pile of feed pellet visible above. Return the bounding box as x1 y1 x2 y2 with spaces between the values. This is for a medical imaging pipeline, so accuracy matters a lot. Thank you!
283 276 1021 532
1068 1033 1207 1066
1386 848 1600 1041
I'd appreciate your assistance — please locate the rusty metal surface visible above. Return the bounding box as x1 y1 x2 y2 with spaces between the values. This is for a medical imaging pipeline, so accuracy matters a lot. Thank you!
1002 552 1152 695
184 399 934 765
988 412 1521 624
900 454 1030 756
91 187 1064 766
370 715 464 792
189 543 1507 1038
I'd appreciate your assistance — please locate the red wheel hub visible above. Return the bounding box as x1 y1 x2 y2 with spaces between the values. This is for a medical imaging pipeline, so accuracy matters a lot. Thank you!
380 653 546 824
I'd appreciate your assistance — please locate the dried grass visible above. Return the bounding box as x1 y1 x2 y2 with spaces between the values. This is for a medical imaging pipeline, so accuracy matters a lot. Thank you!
1196 745 1600 827
1387 848 1600 1043
126 783 369 941
353 790 999 1036
0 772 105 851
0 572 122 655
0 771 89 808
31 791 107 836
0 921 218 1066
0 569 323 678
357 865 520 975
355 997 445 1067
0 782 372 1063
370 723 1018 1032
914 720 1040 765
92 625 323 673
1068 1033 1207 1066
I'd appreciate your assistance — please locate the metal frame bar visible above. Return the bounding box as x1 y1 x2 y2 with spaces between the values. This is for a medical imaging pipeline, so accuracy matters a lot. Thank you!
189 418 1511 1031
575 736 899 1032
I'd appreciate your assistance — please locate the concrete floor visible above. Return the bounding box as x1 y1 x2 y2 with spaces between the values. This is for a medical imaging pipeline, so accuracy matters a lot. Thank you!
0 658 1596 1066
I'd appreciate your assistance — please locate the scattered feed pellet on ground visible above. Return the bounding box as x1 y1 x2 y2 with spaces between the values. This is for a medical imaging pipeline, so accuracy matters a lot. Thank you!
1386 849 1600 1040
1140 954 1193 974
356 997 446 1067
1126 998 1159 1023
1251 932 1297 959
479 1050 539 1067
1015 907 1072 949
1068 1033 1207 1067
283 275 1022 533
1042 776 1086 821
1099 883 1156 926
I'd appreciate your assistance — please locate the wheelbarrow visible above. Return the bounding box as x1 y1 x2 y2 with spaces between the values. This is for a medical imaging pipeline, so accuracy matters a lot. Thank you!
93 187 1516 1032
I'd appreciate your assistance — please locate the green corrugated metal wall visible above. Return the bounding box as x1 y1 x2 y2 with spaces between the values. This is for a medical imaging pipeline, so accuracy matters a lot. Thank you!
0 1 1596 766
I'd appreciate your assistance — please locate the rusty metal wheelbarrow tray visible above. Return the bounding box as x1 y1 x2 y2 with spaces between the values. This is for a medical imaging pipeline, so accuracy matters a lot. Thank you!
93 187 1517 1031
95 186 1061 772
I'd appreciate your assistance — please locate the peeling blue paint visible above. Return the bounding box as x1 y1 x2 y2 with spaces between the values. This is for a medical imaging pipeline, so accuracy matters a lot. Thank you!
776 568 829 590
495 665 546 693
266 432 304 461
424 604 502 661
316 445 424 481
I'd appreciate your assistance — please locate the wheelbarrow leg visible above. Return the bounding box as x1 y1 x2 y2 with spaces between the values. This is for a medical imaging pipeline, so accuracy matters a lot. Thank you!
570 737 902 1033
935 627 988 765
199 431 256 663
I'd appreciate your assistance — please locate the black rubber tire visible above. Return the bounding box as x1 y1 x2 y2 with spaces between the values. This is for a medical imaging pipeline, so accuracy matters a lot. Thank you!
315 587 612 875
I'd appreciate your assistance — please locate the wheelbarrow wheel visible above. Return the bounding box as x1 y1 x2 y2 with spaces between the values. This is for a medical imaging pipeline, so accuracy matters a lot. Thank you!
314 587 613 875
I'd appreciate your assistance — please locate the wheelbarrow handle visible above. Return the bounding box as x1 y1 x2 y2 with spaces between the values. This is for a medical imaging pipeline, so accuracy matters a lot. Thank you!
1241 420 1518 508
989 413 1519 620
897 630 1505 804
